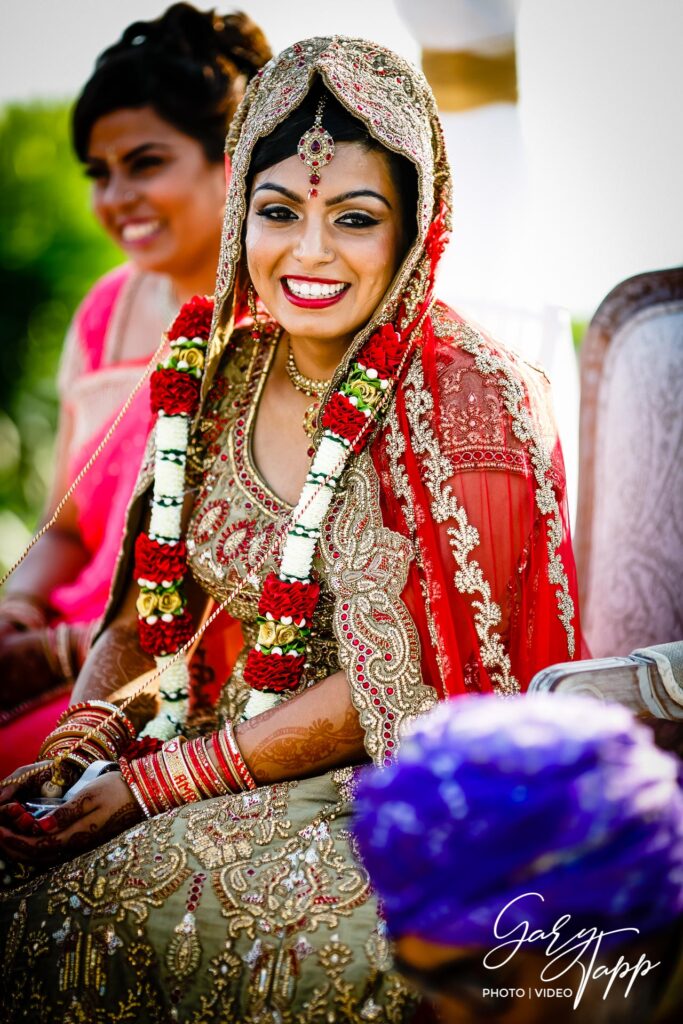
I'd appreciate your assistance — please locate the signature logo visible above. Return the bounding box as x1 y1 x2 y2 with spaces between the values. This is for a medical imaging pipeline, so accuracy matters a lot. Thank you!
482 892 660 1008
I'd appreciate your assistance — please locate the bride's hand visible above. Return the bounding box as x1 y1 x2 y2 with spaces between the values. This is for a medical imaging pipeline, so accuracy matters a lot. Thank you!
0 771 143 865
0 760 54 807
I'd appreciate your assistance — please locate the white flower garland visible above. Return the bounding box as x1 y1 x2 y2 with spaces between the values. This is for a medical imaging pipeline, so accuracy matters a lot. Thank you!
140 336 204 740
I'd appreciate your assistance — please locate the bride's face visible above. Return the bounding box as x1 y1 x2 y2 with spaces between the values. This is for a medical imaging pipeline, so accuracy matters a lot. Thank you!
245 141 405 347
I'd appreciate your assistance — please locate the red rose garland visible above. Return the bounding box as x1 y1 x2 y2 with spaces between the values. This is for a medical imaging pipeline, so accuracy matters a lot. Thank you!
135 295 213 738
243 323 408 708
136 293 409 725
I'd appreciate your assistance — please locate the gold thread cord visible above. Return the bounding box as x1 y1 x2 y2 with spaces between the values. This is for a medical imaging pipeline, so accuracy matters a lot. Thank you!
1 302 431 790
0 335 168 591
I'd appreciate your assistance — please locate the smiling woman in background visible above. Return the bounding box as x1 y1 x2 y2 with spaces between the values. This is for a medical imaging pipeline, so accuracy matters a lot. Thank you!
0 3 271 771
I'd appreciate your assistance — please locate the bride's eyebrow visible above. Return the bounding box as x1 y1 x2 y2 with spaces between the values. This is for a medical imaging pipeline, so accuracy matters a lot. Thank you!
252 183 392 210
326 189 392 209
253 183 302 202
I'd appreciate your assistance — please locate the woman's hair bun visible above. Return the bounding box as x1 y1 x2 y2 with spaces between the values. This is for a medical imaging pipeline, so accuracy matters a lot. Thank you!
113 4 271 82
73 5 271 163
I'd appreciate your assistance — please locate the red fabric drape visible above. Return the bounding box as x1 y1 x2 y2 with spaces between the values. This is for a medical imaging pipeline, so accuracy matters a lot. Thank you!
373 304 582 700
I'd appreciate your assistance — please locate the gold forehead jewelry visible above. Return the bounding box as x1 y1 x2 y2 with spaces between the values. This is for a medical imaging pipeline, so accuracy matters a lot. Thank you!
297 96 335 199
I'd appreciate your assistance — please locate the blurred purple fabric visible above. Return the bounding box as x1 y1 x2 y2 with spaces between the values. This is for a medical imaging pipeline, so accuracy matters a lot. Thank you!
353 693 683 946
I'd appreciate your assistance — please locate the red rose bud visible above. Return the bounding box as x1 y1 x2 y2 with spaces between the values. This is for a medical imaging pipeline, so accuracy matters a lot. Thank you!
321 391 370 453
259 573 320 621
134 533 187 583
167 295 214 341
150 368 200 416
243 649 305 693
358 324 405 378
120 736 164 760
138 608 195 656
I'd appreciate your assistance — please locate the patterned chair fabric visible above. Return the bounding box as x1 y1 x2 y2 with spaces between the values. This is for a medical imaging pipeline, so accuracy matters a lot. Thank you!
575 267 683 657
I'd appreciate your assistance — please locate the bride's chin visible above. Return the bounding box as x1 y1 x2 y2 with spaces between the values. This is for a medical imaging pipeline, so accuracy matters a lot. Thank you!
278 312 356 344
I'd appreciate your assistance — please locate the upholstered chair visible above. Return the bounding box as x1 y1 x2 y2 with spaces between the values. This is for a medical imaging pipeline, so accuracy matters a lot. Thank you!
575 267 683 657
528 641 683 756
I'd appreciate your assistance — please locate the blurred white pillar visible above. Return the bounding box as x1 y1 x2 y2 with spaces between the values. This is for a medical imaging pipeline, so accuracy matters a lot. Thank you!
395 0 579 526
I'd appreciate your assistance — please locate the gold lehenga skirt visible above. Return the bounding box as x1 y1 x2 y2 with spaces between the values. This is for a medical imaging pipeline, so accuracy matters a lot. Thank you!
0 769 416 1023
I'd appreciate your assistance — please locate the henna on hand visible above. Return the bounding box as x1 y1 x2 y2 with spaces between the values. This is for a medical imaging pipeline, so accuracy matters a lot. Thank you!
0 774 143 866
235 672 367 785
0 761 54 806
246 707 364 782
71 621 154 703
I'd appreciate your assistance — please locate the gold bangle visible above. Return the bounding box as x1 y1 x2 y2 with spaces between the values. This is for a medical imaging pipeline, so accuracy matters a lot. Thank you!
161 739 202 805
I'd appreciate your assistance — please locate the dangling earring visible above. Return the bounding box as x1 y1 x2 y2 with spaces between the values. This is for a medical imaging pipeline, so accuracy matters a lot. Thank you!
247 282 261 342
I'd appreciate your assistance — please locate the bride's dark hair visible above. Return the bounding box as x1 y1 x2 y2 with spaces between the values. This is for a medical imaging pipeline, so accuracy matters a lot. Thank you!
250 82 418 247
72 3 271 163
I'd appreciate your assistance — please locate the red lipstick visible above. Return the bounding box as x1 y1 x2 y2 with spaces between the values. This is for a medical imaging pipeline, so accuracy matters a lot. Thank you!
281 276 350 309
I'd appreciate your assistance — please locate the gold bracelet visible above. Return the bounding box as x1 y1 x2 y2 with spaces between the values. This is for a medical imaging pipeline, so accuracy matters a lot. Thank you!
161 738 203 805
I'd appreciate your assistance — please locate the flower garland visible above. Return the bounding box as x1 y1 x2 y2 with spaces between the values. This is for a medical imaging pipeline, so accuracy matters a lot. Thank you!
135 296 214 740
137 294 408 732
242 323 406 718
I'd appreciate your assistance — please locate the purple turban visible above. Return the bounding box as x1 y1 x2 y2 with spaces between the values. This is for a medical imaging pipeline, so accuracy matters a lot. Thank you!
352 693 683 947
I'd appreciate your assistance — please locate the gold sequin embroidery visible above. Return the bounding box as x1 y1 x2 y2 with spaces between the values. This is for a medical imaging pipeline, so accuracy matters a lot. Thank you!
320 452 438 765
399 348 520 695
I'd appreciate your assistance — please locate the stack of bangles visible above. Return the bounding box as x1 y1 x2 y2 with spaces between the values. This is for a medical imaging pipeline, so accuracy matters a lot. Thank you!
39 622 77 682
38 700 137 774
119 722 256 819
0 594 48 632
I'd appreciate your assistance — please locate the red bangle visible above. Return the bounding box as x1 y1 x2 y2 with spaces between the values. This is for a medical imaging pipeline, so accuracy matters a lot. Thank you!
223 722 257 791
161 739 202 805
178 741 213 799
183 737 229 798
154 746 181 808
134 755 168 816
213 729 244 792
119 757 152 818
196 736 231 797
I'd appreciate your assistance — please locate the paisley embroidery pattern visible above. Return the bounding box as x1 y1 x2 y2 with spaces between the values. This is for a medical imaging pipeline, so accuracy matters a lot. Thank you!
192 500 231 547
446 315 576 656
320 452 438 765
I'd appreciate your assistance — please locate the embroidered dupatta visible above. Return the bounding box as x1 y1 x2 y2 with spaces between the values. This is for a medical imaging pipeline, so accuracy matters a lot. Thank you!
193 36 581 755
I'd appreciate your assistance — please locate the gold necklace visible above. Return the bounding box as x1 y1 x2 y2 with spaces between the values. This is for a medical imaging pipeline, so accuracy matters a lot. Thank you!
285 341 331 437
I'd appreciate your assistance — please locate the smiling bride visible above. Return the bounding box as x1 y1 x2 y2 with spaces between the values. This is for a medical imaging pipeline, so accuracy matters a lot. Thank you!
0 36 581 1022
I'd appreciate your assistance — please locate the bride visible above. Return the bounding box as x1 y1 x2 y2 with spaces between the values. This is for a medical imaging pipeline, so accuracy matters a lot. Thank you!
0 36 580 1021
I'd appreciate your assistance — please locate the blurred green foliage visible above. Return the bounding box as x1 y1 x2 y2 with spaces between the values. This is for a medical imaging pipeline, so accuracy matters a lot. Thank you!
0 102 120 568
571 318 588 351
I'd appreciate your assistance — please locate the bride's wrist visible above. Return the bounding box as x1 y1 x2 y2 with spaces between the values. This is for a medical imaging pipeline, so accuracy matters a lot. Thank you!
117 727 258 817
38 701 137 768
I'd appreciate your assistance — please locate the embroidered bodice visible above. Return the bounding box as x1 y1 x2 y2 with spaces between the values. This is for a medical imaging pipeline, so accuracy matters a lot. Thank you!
186 329 339 700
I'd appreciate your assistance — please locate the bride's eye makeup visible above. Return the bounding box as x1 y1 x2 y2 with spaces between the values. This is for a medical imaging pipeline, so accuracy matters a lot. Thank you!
256 204 299 221
336 211 380 228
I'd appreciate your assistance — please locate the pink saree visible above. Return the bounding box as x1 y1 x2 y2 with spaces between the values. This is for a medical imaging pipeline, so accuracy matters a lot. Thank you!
0 266 158 771
0 267 236 774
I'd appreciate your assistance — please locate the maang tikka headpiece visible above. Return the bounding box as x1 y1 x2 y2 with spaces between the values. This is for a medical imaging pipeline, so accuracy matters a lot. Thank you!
297 96 335 198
